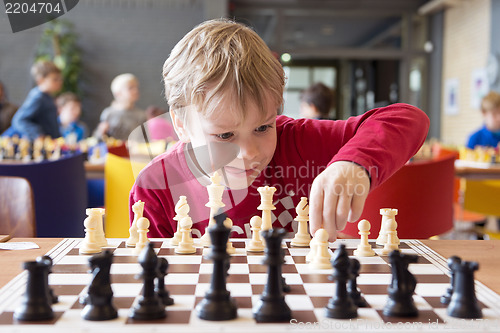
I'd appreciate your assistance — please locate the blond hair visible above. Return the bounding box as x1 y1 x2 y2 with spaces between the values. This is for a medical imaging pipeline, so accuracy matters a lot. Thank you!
110 73 138 96
162 18 285 119
481 91 500 112
30 60 61 81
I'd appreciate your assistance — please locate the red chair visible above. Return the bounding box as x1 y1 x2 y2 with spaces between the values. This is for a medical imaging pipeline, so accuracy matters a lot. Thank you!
342 154 455 239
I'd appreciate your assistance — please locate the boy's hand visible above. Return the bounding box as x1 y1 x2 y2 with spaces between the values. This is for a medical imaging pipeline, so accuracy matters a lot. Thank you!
309 161 370 242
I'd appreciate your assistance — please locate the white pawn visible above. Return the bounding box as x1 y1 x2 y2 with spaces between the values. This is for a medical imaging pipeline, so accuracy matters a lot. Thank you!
246 216 265 252
80 209 103 255
127 200 144 247
171 196 189 246
134 217 150 255
291 197 311 247
381 218 399 255
353 219 375 257
224 218 236 254
310 229 331 269
306 236 318 263
175 216 196 254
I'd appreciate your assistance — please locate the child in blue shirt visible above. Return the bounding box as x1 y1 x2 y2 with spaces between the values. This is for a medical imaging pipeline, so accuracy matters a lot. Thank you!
56 92 88 143
2 60 62 140
467 91 500 149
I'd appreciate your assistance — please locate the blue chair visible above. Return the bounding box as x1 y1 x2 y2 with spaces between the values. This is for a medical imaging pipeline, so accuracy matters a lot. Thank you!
0 153 88 237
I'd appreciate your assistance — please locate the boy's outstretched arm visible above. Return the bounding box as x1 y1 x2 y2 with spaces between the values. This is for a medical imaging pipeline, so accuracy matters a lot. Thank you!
306 103 430 241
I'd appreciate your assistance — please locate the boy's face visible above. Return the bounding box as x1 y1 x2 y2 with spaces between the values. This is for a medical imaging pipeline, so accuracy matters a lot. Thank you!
483 106 500 132
174 96 278 189
38 73 63 94
116 80 139 104
59 101 81 125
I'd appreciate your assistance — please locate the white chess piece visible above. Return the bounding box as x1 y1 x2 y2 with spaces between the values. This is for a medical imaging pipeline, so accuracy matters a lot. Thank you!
200 172 225 247
381 218 399 255
175 216 196 254
224 217 236 254
80 209 103 255
306 236 318 262
93 208 108 247
134 217 150 255
246 216 265 252
310 229 331 269
171 196 189 246
353 219 375 257
257 186 276 232
127 200 144 247
376 208 400 245
291 197 311 247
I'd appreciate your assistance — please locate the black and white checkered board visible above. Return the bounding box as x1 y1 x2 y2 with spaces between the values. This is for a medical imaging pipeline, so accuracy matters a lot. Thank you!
0 238 499 332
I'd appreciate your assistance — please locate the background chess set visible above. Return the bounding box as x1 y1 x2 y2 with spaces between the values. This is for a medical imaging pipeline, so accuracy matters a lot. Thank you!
1 238 500 332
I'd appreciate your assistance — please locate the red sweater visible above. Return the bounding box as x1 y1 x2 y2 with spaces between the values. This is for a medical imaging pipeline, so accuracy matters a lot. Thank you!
129 103 429 238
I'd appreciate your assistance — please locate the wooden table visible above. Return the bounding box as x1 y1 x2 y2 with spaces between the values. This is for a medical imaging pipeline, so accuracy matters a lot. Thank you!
1 238 500 295
455 160 500 179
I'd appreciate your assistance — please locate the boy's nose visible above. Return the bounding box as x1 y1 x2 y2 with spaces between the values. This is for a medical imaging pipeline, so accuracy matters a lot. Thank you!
237 140 259 161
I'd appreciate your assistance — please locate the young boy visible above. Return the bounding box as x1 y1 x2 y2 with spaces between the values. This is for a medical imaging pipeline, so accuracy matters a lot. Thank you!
56 92 88 143
300 83 336 120
129 19 429 242
3 60 62 140
93 73 145 141
467 91 500 149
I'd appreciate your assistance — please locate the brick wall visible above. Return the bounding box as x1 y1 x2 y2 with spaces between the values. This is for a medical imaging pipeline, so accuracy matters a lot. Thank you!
0 0 222 133
441 0 491 145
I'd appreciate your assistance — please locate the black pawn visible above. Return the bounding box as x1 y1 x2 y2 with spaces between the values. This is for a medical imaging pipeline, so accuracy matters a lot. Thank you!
13 260 54 321
325 244 357 319
81 250 118 321
130 243 166 320
156 257 174 306
253 228 292 323
36 256 58 304
383 250 418 317
196 211 237 321
447 259 482 319
441 256 461 305
348 258 368 307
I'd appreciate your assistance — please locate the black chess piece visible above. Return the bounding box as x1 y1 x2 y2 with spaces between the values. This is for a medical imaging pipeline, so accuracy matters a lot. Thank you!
81 250 118 321
253 228 292 323
447 258 482 319
36 256 58 304
325 244 358 319
441 256 461 305
348 258 368 307
196 211 238 321
130 242 166 320
13 260 54 321
156 257 174 306
383 250 419 317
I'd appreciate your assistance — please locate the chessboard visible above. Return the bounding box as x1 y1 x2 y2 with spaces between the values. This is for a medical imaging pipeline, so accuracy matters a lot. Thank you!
1 238 500 332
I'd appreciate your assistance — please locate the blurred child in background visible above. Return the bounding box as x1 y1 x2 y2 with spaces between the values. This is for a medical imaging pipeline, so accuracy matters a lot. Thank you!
94 73 145 141
299 82 336 120
467 91 500 149
145 105 177 142
3 60 62 140
56 92 88 143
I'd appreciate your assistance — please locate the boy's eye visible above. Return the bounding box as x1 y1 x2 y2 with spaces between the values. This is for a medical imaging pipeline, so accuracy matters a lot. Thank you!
255 125 270 133
215 132 234 140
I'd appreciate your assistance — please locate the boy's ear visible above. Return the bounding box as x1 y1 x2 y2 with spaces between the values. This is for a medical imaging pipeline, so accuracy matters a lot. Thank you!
170 111 190 143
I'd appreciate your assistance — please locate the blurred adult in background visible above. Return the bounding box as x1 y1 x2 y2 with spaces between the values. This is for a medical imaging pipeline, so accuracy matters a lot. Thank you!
299 82 336 120
93 73 145 141
0 81 18 134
